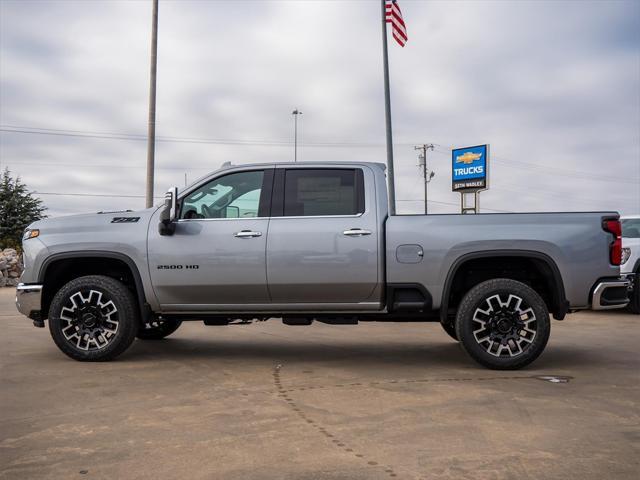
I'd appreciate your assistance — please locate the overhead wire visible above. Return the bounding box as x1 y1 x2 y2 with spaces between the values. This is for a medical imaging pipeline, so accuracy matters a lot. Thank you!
4 124 637 210
2 123 639 184
34 191 163 199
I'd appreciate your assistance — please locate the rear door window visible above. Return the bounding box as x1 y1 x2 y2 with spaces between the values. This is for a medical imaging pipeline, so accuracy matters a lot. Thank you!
283 169 364 217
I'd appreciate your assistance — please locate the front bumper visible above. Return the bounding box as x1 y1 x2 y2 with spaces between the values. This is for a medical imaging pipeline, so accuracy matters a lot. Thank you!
15 283 43 319
591 279 630 310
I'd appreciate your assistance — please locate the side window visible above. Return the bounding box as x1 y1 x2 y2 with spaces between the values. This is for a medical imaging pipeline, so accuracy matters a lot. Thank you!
622 219 640 238
180 170 265 219
283 169 364 217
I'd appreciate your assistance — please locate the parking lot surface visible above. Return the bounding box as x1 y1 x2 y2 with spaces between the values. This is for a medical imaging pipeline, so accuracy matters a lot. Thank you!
1 287 638 480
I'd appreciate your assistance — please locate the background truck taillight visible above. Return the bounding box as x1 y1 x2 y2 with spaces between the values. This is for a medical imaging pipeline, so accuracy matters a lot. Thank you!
602 218 622 266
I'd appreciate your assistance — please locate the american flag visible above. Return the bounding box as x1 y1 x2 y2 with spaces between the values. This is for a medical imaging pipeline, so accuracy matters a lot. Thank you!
385 0 407 47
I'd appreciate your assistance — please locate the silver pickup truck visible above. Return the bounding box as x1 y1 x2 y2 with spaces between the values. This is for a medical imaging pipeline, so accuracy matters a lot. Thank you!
16 162 630 369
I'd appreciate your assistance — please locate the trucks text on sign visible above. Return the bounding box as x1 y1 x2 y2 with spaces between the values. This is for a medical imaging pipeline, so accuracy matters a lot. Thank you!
452 144 488 191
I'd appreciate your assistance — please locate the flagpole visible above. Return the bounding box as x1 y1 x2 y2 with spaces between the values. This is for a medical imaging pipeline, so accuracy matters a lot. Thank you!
381 0 396 215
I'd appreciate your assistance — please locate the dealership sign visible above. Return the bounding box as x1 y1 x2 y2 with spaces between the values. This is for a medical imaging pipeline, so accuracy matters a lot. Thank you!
452 144 489 191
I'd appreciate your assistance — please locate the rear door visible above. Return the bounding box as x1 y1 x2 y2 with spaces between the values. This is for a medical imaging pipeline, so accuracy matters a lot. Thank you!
266 166 380 307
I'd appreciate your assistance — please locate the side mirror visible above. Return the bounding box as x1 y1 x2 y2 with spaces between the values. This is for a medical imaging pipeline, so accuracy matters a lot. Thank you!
159 187 178 236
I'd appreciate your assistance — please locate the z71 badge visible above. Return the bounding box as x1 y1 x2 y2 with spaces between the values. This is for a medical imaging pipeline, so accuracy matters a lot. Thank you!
111 217 140 223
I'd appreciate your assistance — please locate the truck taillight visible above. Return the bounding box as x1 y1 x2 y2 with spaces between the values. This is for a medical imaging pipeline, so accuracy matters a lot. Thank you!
602 218 622 266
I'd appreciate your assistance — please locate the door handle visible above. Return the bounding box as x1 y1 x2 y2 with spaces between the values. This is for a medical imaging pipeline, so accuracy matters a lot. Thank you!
343 228 372 237
234 230 262 238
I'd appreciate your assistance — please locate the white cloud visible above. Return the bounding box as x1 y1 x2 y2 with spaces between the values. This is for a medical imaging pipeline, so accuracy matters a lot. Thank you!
1 0 638 217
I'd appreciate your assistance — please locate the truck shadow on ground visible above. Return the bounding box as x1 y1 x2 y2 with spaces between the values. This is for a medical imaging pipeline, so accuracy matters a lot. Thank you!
121 336 600 371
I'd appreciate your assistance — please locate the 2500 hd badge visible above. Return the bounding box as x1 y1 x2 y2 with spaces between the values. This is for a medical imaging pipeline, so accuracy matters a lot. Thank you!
157 265 200 270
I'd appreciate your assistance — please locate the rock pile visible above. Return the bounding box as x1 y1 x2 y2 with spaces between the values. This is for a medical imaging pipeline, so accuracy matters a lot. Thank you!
0 248 22 287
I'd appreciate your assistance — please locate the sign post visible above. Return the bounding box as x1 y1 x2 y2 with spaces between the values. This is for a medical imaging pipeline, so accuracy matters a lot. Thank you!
451 144 489 214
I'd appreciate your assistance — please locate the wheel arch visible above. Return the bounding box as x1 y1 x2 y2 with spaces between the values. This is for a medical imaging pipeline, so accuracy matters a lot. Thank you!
39 251 149 322
440 250 568 323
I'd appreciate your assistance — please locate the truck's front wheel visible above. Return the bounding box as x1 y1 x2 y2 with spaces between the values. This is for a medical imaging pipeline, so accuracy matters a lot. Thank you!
455 279 550 370
48 275 139 361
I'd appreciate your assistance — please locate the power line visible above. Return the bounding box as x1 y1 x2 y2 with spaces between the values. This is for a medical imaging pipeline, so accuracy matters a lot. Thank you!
397 198 512 213
491 185 632 204
35 190 510 211
5 158 639 201
34 191 163 199
0 125 390 148
1 127 284 146
3 160 213 171
3 124 637 183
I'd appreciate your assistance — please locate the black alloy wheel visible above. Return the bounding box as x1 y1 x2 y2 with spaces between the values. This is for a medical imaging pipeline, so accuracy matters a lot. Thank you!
456 279 550 370
48 275 138 361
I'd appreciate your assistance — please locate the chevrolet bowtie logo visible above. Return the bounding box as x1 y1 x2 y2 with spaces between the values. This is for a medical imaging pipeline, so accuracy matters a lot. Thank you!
456 152 482 164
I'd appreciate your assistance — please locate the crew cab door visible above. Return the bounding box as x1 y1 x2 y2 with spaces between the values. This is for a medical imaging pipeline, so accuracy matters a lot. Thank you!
266 166 381 308
147 168 273 309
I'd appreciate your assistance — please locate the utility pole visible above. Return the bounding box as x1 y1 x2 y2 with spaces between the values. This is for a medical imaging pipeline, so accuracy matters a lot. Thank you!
292 109 302 162
145 0 159 208
415 144 435 214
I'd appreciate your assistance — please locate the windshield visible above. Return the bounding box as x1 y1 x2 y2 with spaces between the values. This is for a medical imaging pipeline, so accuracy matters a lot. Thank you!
622 218 640 238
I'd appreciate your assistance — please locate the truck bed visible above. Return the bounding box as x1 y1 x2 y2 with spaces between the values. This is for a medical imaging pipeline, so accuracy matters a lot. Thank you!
385 212 620 310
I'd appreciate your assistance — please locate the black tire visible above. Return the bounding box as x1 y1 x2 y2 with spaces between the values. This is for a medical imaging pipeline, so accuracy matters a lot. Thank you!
455 279 550 370
440 321 458 341
628 274 640 314
137 318 182 340
48 275 139 361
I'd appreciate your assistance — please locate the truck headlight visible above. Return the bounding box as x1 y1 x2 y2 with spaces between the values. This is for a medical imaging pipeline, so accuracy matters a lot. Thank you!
22 229 40 241
621 247 631 265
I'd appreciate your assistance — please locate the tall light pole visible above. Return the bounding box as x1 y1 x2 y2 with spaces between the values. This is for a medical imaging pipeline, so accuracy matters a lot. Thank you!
145 0 159 208
292 109 302 162
415 144 435 214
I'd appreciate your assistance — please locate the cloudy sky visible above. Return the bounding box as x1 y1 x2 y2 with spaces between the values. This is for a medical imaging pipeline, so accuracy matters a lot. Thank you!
1 0 638 217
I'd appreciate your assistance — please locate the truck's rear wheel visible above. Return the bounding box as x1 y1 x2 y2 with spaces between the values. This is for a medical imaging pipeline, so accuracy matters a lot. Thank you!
440 321 458 341
48 275 138 361
137 318 182 340
455 279 550 370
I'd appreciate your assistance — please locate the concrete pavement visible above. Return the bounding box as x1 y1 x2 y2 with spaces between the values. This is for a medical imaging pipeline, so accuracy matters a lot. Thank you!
0 288 638 479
